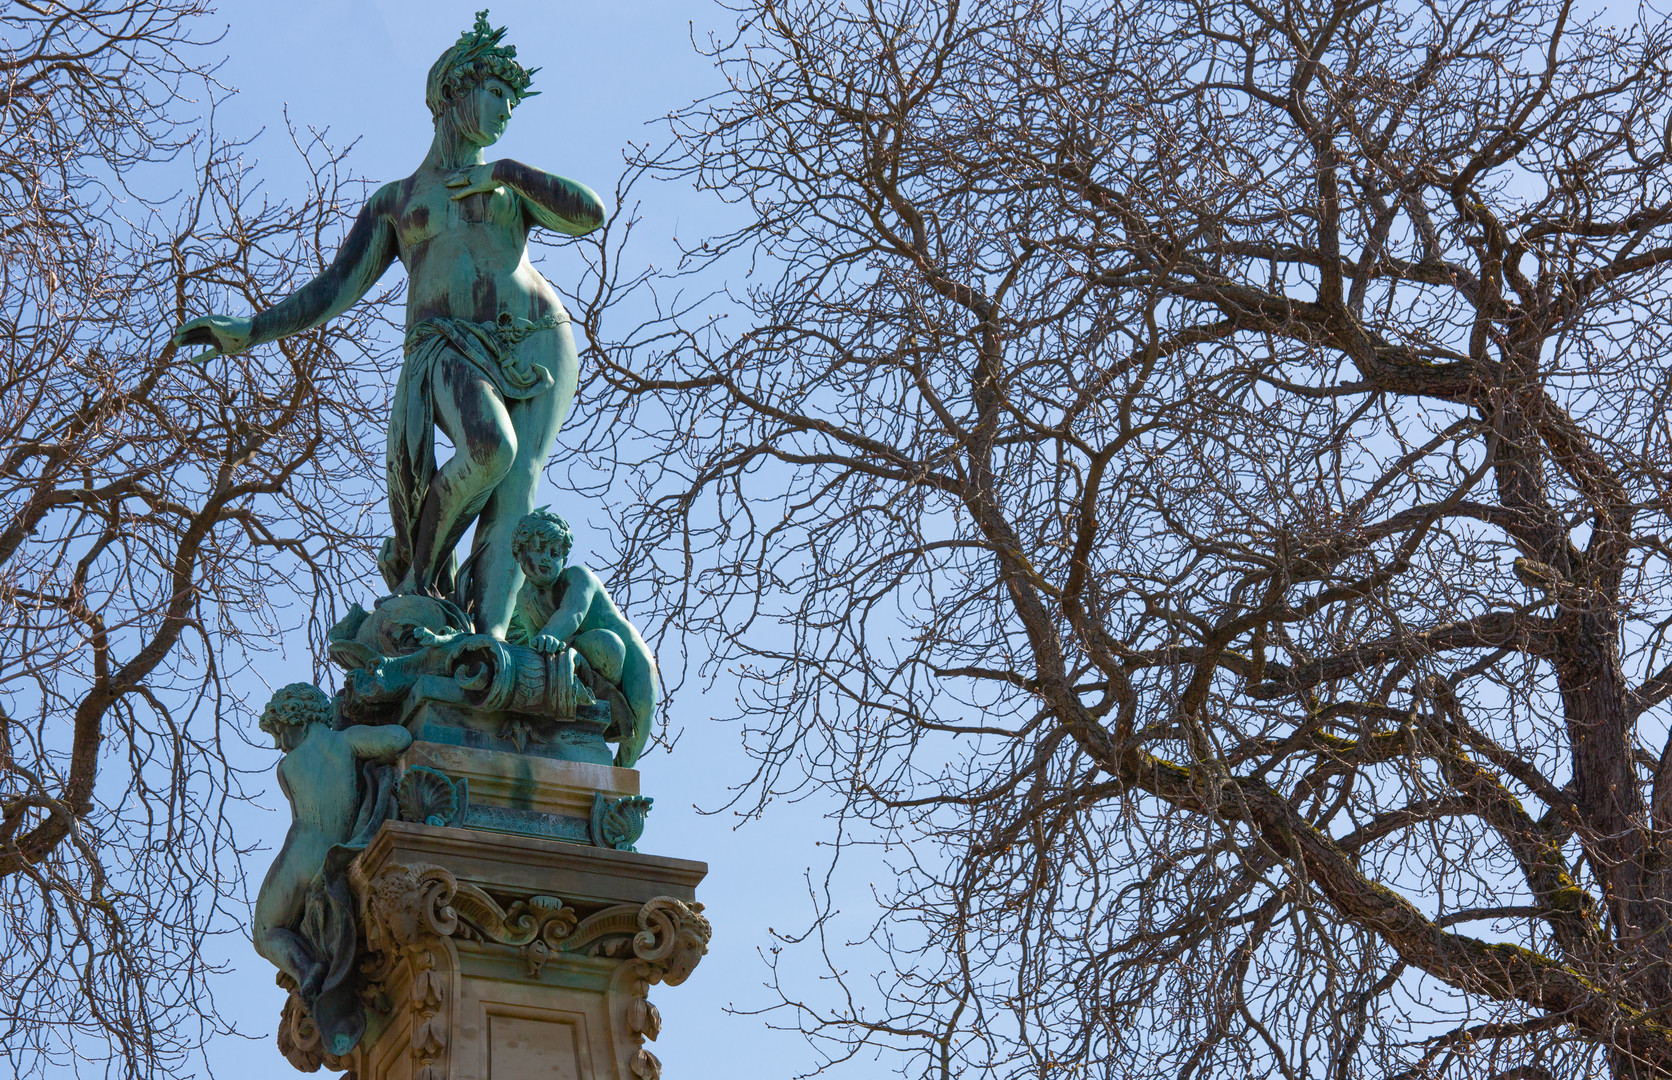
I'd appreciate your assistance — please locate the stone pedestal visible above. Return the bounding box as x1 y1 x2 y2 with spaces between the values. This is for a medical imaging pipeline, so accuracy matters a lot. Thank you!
277 742 709 1080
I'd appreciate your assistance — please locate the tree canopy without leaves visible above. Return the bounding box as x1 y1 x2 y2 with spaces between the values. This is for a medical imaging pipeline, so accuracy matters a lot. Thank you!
569 0 1672 1075
0 2 389 1074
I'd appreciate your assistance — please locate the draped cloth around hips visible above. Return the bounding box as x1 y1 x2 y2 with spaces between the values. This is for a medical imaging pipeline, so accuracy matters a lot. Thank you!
385 313 563 593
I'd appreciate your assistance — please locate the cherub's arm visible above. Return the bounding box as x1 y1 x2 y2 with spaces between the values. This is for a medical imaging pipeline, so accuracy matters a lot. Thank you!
342 722 414 763
536 568 603 647
448 160 605 236
173 184 400 359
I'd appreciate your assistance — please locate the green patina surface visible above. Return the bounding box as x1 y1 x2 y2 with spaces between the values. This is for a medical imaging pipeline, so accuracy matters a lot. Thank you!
176 9 605 637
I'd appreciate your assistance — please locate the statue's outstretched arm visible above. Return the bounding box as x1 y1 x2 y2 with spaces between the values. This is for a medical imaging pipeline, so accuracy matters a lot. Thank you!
173 185 399 360
448 160 605 236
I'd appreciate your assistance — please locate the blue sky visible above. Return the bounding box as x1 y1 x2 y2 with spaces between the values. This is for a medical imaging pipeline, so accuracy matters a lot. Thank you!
187 3 857 1077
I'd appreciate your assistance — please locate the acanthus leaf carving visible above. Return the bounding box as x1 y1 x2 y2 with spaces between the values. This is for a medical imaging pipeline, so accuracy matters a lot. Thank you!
627 996 662 1041
630 1047 663 1080
347 862 461 1080
595 898 709 1080
350 866 709 988
404 947 450 1079
556 895 710 985
277 984 326 1073
439 882 581 976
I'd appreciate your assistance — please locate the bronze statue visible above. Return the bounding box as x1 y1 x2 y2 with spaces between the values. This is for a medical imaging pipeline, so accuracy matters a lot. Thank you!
174 11 605 637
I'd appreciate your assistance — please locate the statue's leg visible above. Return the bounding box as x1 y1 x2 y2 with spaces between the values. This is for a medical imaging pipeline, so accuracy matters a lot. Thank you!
404 354 517 594
254 854 324 994
466 380 568 638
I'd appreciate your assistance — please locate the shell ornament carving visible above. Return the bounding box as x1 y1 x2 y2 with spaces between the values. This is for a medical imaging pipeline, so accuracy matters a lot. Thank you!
396 766 465 827
591 793 653 852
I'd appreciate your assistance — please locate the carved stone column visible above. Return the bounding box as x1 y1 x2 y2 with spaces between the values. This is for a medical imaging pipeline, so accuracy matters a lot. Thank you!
274 747 708 1080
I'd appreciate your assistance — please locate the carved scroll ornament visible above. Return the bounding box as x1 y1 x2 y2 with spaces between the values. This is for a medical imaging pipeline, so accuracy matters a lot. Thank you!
354 859 709 980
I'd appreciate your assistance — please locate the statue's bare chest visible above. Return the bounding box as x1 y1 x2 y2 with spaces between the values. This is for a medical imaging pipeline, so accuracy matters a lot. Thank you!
392 176 521 253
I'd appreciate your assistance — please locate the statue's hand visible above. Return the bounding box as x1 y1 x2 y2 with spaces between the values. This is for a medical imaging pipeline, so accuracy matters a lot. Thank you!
532 633 564 655
445 162 502 201
172 314 253 364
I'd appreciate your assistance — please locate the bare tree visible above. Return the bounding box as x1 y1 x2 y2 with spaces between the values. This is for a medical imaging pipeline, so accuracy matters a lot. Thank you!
568 0 1672 1075
0 2 392 1074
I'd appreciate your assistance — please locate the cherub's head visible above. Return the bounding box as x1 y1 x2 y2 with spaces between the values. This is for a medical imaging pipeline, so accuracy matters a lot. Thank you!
259 683 334 752
426 10 538 148
512 507 573 588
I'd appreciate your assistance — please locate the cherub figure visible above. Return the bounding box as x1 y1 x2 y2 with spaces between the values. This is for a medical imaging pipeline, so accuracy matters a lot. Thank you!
252 684 412 1055
510 508 659 767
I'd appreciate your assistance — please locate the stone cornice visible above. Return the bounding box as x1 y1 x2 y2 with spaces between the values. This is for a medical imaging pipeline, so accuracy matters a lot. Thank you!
360 819 707 906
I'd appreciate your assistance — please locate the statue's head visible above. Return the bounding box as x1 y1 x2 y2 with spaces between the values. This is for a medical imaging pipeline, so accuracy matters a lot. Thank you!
259 682 334 751
426 10 538 147
512 506 573 587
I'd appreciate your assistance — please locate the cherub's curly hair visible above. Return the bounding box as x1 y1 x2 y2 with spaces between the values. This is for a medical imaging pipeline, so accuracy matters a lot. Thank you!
511 506 573 564
425 10 539 121
258 683 333 738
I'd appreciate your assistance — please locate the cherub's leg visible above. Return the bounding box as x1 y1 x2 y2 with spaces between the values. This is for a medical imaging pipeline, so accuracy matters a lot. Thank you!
572 628 625 682
614 652 659 768
254 843 314 977
405 355 516 595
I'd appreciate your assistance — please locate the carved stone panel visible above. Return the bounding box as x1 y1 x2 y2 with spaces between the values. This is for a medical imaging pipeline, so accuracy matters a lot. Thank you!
488 1015 584 1080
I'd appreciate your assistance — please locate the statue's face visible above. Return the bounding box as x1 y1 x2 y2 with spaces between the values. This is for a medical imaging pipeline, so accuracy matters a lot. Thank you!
458 75 515 147
521 540 564 587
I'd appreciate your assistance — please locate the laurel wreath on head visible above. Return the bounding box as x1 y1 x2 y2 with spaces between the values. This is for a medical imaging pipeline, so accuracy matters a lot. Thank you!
426 9 540 119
